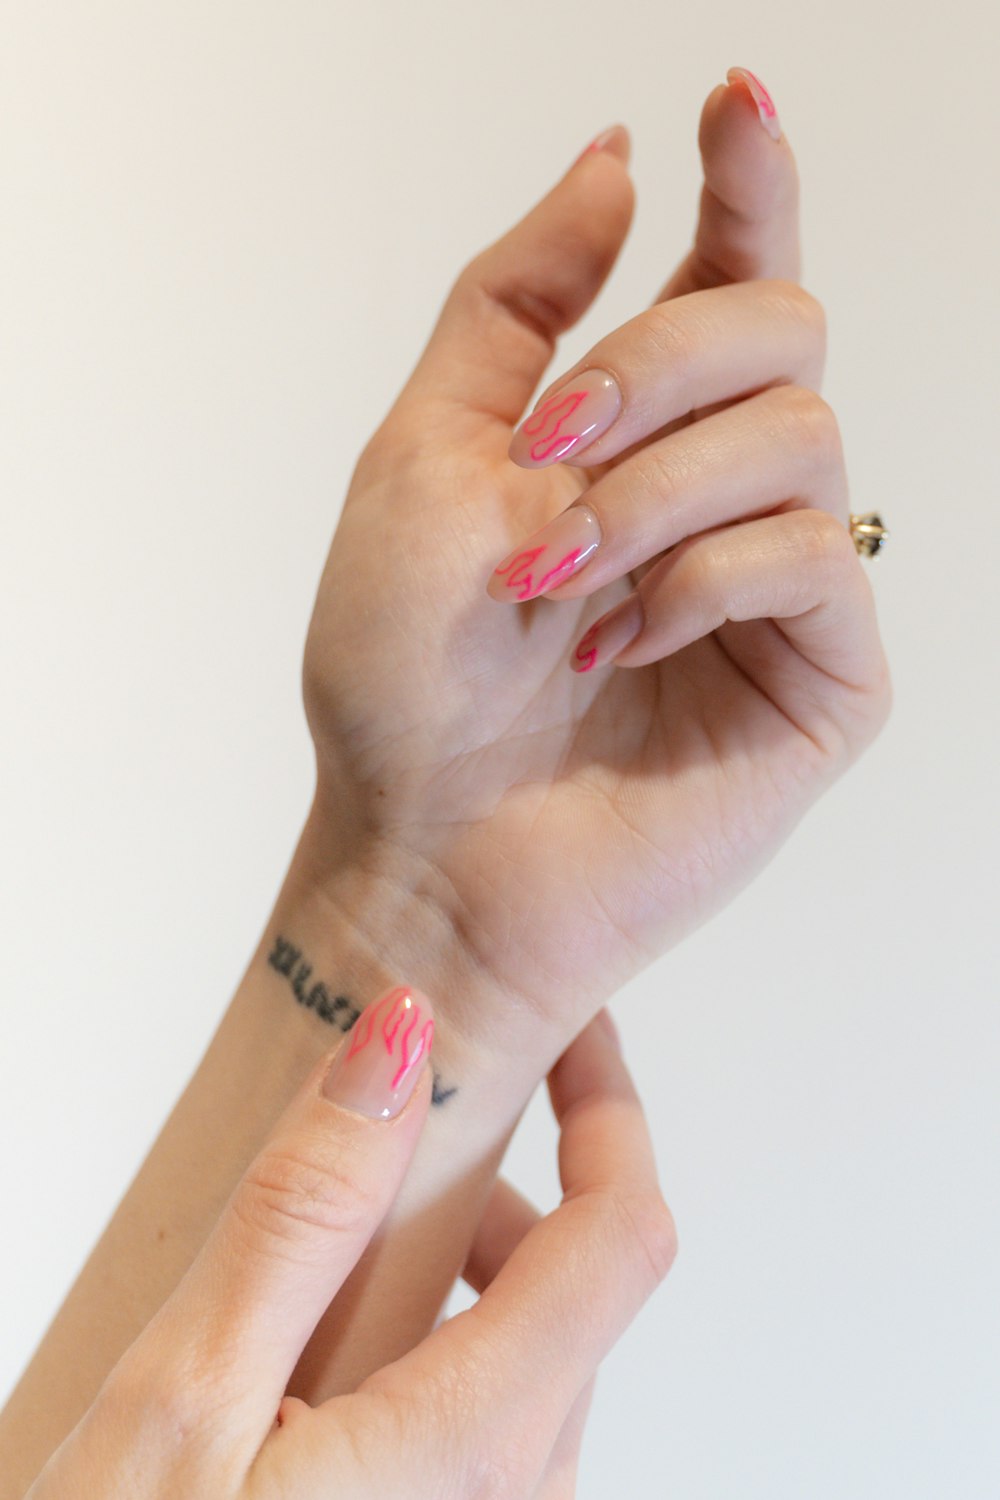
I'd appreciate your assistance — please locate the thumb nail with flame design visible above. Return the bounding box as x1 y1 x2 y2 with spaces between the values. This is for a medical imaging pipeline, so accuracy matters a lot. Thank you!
509 369 622 469
323 985 434 1119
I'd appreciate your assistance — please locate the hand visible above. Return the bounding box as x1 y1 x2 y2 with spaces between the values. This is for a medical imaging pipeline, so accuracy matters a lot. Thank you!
298 72 890 1059
26 1004 675 1500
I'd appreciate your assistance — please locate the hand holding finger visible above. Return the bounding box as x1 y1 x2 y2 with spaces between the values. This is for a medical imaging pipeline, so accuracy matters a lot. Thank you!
365 1010 676 1498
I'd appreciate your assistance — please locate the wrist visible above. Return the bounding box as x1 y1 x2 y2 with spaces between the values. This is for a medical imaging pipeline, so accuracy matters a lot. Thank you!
253 802 559 1138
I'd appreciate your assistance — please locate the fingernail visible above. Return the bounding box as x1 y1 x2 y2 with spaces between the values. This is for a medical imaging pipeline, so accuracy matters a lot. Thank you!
488 504 601 602
726 67 782 142
509 369 623 469
570 593 644 672
572 123 631 168
323 984 434 1119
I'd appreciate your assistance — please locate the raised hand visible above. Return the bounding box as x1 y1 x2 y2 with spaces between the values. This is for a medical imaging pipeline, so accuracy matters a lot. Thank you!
299 72 890 1059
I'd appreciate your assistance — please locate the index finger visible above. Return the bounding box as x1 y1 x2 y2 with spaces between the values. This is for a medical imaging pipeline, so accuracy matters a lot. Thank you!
366 1011 676 1493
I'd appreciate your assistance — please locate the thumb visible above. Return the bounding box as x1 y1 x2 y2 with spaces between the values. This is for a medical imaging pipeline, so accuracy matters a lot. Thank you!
658 66 801 300
404 127 635 424
143 985 434 1439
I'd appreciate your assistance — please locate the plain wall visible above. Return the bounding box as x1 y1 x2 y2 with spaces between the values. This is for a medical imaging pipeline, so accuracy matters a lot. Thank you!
2 2 997 1495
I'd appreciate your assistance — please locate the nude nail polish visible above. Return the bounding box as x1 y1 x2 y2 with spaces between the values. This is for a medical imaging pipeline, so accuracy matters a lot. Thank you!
727 67 782 142
323 985 434 1119
488 503 601 602
570 593 644 672
509 369 623 469
573 123 631 167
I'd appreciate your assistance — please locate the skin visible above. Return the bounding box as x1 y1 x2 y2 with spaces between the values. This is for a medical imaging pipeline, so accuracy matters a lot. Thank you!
0 76 890 1495
24 1017 675 1499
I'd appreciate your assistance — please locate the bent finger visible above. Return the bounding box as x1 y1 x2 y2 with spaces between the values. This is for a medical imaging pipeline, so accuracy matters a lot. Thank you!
506 278 825 475
615 510 884 689
490 385 848 605
463 1179 541 1295
372 1012 675 1489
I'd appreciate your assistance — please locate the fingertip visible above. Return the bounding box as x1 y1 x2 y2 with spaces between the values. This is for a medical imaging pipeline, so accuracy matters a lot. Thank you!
322 983 436 1122
573 122 632 170
726 66 783 143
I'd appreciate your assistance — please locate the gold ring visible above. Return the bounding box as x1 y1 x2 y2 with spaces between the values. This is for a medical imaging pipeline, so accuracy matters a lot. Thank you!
849 512 889 558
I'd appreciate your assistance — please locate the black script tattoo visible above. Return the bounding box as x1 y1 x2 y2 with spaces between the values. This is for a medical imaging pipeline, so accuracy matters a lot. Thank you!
266 933 458 1106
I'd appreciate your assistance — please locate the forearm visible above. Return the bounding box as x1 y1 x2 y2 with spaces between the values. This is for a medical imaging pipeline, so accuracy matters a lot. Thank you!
0 803 553 1497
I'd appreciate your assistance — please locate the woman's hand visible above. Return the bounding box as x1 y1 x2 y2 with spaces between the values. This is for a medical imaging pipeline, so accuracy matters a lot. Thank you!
26 1004 675 1500
298 73 891 1060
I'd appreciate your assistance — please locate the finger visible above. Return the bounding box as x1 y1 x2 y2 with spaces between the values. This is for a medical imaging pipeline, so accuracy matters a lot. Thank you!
370 1012 676 1493
490 386 848 606
463 1178 541 1295
403 128 634 425
657 67 800 300
571 511 888 704
128 985 434 1445
504 278 825 476
532 1377 596 1500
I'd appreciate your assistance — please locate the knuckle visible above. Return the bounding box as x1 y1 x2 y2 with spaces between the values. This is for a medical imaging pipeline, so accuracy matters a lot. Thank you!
236 1138 379 1252
775 386 843 466
765 277 827 335
644 302 700 383
667 535 718 603
626 1190 679 1285
794 508 855 571
609 1188 679 1289
99 1348 210 1449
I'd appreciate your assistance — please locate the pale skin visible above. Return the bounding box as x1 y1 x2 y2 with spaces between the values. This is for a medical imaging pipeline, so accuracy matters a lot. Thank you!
1 72 890 1496
24 1016 677 1499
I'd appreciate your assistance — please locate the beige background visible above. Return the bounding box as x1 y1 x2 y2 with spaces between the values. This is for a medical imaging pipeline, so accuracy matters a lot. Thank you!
2 2 997 1494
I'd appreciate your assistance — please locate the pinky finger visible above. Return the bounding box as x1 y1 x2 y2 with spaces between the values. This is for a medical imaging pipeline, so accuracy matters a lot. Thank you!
571 512 890 737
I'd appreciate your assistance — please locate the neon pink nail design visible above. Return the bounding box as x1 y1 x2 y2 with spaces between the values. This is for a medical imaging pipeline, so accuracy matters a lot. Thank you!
573 622 600 673
568 594 644 674
727 67 782 142
492 545 544 599
522 390 588 463
573 124 629 167
347 985 435 1090
493 545 585 600
488 505 602 604
509 369 623 470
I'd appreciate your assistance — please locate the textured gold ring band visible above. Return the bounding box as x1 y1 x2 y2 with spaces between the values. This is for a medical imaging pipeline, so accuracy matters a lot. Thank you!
849 513 889 557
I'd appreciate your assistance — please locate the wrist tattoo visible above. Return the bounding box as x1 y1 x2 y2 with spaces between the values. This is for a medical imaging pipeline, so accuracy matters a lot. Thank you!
267 934 458 1107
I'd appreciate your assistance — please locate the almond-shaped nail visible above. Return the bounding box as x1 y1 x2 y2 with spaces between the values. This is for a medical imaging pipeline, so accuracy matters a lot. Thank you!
727 67 782 142
570 593 644 672
488 503 601 603
572 123 631 168
509 369 622 469
323 984 434 1119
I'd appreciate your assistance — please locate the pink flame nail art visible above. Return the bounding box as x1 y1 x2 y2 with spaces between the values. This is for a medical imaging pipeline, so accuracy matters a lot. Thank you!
492 545 586 600
521 390 589 463
572 621 600 672
347 985 435 1090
